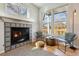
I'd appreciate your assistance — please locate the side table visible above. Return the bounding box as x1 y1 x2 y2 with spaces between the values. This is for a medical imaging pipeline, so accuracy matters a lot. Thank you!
45 38 58 46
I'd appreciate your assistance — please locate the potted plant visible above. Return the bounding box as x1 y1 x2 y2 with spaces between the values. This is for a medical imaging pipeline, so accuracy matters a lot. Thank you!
35 31 43 40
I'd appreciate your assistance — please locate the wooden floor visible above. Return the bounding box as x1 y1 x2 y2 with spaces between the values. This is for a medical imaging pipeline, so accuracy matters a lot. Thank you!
1 43 79 56
46 44 79 56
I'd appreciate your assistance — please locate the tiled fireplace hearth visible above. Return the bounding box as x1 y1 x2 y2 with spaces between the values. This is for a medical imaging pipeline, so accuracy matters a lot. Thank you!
0 17 32 52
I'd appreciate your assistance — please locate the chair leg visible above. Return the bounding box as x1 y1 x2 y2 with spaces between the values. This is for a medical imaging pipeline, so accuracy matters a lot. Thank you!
57 40 59 49
64 42 67 53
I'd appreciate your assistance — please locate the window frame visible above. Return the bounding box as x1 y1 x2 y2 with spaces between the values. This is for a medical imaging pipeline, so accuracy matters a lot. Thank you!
53 11 67 36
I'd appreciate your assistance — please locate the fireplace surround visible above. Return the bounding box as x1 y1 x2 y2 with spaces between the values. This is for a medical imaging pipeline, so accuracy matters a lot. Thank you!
4 22 32 52
0 17 32 52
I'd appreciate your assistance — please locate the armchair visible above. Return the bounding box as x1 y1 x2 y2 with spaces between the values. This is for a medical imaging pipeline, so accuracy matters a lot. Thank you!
58 32 77 53
35 31 44 41
64 33 77 51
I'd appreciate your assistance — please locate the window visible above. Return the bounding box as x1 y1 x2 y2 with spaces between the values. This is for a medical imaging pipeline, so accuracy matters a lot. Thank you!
42 14 52 35
54 11 67 36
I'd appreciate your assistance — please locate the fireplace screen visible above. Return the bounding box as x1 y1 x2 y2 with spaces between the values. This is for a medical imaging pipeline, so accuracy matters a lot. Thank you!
11 27 29 45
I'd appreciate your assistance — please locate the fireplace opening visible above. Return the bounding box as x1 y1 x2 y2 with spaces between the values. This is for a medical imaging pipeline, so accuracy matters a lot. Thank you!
11 27 29 45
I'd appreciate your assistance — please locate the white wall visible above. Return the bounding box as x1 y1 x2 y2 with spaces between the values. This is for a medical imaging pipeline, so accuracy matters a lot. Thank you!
39 8 44 30
68 4 79 35
68 4 79 48
24 4 40 41
0 19 4 53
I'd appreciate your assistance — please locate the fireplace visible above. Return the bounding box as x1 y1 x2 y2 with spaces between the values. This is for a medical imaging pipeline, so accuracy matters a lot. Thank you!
11 27 29 45
4 22 32 52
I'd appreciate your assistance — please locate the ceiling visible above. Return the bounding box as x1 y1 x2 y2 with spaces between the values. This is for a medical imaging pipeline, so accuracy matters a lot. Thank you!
33 3 66 9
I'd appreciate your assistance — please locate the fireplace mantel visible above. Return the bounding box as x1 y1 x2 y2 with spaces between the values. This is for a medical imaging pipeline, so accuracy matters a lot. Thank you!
0 16 34 23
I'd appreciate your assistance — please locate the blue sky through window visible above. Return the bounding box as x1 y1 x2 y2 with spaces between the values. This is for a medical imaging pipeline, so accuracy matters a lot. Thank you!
43 15 52 24
54 12 67 22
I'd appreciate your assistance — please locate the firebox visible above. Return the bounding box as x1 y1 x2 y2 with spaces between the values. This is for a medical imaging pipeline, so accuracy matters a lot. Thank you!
11 27 29 45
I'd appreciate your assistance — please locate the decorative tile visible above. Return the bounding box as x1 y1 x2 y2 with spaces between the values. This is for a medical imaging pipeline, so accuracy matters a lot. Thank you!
16 44 20 48
5 36 10 38
23 24 25 27
25 24 27 27
5 27 10 32
23 42 26 45
5 37 10 42
11 23 16 27
11 45 16 49
24 24 26 27
16 23 20 27
5 42 10 47
20 24 23 27
26 24 30 27
20 43 23 46
5 23 10 27
5 32 10 37
5 46 10 51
